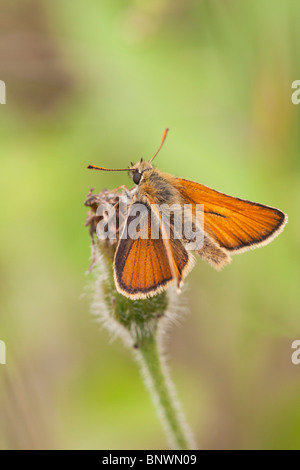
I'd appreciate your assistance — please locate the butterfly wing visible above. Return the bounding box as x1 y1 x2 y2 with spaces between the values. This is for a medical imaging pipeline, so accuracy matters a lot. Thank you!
114 201 193 299
174 178 287 254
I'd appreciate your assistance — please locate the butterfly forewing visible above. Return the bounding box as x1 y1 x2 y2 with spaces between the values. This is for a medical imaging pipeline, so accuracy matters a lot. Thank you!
114 201 191 299
174 178 287 252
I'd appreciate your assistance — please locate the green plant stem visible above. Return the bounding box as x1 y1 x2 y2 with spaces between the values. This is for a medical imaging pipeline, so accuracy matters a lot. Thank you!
136 331 196 450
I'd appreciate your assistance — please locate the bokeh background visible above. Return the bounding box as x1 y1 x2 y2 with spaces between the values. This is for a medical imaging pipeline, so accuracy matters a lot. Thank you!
0 0 300 450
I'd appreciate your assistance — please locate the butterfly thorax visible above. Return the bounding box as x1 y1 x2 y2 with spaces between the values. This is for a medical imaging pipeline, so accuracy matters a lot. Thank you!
137 169 180 206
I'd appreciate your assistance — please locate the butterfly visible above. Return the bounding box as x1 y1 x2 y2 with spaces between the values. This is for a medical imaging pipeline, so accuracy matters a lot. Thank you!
87 129 287 300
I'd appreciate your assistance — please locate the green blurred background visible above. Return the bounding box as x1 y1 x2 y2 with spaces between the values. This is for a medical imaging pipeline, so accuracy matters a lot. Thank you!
0 0 299 450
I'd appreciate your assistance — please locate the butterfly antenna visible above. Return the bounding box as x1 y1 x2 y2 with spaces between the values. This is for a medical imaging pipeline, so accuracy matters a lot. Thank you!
149 128 169 163
87 165 133 171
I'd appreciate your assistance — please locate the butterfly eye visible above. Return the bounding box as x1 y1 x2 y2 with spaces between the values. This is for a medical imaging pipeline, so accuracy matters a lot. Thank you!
133 171 142 185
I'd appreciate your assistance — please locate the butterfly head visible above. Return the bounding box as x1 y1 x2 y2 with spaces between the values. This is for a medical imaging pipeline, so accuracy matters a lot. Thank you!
129 159 153 185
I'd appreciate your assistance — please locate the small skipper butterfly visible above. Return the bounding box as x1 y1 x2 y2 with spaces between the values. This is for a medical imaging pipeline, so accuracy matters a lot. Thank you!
87 129 287 300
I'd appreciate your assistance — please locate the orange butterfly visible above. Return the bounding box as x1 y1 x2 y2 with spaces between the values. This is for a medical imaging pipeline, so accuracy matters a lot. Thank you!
88 129 287 300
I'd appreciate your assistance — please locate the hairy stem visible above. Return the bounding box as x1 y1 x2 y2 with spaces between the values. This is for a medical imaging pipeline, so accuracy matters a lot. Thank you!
135 332 196 450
